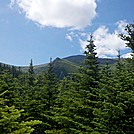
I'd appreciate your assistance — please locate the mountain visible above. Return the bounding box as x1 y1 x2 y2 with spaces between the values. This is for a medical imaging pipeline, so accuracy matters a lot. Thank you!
22 57 80 79
63 55 117 65
0 55 118 79
21 55 117 79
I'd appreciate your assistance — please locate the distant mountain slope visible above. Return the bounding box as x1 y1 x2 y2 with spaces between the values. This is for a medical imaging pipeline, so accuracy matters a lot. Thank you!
18 57 80 79
64 55 117 65
63 55 85 65
0 55 118 79
33 55 117 79
52 58 79 79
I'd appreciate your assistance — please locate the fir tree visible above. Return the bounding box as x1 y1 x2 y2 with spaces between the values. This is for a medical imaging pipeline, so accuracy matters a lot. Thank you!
75 35 100 133
119 22 134 53
28 59 34 85
93 51 134 133
0 89 42 134
119 22 134 65
45 58 58 111
48 35 101 133
79 34 100 90
37 58 59 132
28 59 34 75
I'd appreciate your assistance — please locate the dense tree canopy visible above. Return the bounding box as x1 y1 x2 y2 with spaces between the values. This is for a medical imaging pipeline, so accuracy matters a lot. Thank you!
0 22 134 133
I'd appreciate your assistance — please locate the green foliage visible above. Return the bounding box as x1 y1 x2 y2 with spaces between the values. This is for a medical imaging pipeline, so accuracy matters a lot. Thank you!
28 59 34 75
0 91 42 134
47 78 93 133
119 23 134 53
16 55 117 80
92 54 134 133
1 22 134 133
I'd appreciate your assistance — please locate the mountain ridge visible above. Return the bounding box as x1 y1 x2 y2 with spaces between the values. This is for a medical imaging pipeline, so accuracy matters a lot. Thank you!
0 55 118 79
21 55 117 72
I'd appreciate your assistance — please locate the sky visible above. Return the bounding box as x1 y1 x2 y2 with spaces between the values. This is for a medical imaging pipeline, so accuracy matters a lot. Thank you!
0 0 134 66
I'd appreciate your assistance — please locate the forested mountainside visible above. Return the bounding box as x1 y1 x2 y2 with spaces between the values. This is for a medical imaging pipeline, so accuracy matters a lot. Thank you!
6 55 116 79
0 22 134 134
0 55 117 79
63 55 117 65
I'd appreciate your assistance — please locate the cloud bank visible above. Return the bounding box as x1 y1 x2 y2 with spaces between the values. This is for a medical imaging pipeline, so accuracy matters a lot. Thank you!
10 0 97 29
79 20 129 58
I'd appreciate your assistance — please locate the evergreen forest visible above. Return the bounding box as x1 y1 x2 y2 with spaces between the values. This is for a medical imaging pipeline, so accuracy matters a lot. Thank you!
0 22 134 134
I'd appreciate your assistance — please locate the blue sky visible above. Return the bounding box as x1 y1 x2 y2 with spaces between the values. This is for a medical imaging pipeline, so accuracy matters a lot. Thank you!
0 0 134 66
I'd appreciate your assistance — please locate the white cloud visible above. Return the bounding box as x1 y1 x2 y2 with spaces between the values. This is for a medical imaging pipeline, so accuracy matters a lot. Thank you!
79 39 87 50
80 32 87 37
115 20 128 34
79 20 129 58
66 34 73 42
9 0 15 8
122 53 132 58
10 0 97 29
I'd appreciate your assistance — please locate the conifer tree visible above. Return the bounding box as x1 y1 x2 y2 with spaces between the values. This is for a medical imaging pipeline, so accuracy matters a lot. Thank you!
79 34 100 130
45 78 93 133
79 34 100 91
36 58 58 132
45 58 58 111
92 50 134 133
48 35 101 133
28 59 34 85
28 59 34 75
119 22 134 53
0 89 42 134
84 35 99 76
119 22 134 65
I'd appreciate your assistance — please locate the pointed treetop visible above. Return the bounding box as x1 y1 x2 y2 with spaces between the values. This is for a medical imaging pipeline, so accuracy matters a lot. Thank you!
50 57 53 63
87 34 95 47
117 50 121 61
85 34 96 54
28 59 34 75
119 22 134 53
30 59 33 65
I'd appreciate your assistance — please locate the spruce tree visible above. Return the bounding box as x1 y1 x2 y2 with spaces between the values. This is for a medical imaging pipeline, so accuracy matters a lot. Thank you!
45 58 58 111
119 22 134 52
119 22 134 65
79 34 100 91
38 58 58 132
28 59 34 75
79 34 100 130
0 88 42 134
28 59 34 85
92 51 134 133
45 77 92 133
48 35 101 133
